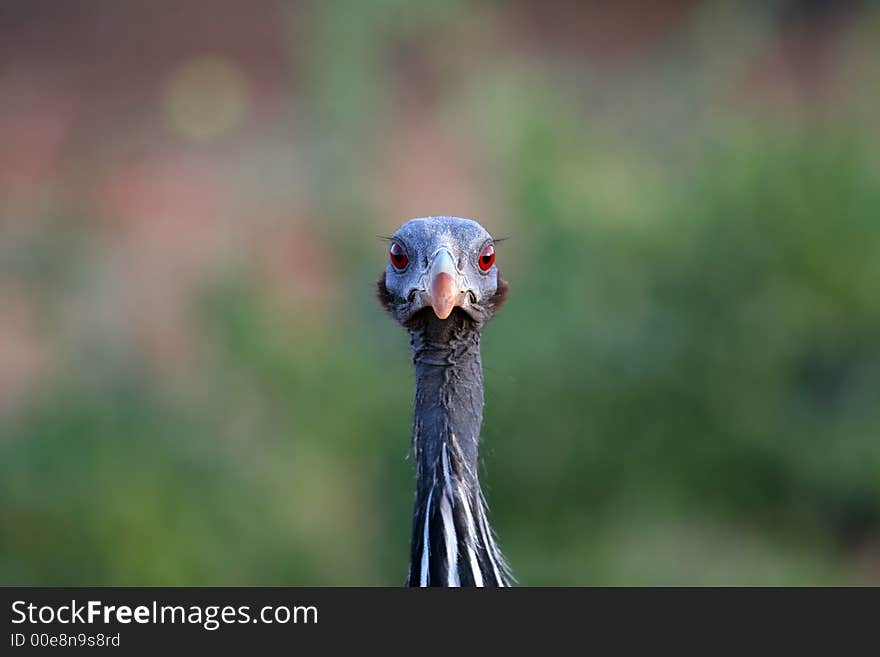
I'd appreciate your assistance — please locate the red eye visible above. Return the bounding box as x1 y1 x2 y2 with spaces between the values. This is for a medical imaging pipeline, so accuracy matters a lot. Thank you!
389 242 408 269
478 244 495 271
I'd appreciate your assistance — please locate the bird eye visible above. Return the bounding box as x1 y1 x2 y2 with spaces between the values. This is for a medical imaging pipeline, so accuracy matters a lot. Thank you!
478 244 495 272
389 242 409 269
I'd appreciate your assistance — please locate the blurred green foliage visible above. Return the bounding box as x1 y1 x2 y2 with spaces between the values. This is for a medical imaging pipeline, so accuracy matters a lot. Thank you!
1 1 879 584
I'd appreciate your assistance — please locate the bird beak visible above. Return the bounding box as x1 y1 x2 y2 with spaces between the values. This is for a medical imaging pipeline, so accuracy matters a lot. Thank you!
427 249 460 320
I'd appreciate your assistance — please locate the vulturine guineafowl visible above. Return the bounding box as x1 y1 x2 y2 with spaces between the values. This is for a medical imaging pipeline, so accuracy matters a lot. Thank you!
378 216 512 587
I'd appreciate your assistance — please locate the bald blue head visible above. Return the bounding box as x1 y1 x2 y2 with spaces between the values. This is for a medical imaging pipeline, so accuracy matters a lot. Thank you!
378 216 507 327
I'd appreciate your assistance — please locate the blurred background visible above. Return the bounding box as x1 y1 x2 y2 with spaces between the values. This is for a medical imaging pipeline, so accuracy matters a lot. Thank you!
1 0 879 585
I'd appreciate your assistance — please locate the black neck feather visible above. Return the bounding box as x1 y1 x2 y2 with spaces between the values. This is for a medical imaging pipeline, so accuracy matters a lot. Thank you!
405 309 510 587
409 309 483 481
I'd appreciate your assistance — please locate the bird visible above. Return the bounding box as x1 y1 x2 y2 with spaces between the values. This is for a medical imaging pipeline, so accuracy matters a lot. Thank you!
378 216 512 587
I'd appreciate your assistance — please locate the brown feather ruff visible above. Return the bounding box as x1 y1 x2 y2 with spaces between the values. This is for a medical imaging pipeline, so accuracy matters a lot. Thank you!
489 273 509 312
376 272 394 314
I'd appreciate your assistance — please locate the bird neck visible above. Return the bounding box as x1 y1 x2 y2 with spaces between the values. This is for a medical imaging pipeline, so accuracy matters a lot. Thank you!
406 310 509 587
409 311 484 478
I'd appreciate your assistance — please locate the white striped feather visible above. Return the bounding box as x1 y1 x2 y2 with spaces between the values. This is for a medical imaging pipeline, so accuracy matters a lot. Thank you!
439 494 460 586
419 487 433 587
413 437 510 587
456 480 485 587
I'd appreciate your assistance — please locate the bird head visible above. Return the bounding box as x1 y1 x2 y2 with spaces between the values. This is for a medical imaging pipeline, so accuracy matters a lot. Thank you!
378 216 507 327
